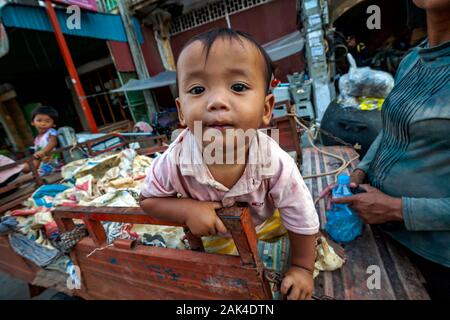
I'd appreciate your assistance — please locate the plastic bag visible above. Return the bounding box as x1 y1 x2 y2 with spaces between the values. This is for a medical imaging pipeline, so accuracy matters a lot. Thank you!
338 53 394 107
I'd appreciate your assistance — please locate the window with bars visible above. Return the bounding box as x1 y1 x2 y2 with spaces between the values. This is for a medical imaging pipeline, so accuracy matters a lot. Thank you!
98 0 118 12
169 0 273 36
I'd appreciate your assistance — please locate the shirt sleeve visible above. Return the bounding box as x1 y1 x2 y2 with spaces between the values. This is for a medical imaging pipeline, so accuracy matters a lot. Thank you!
48 128 58 136
140 152 177 199
402 197 450 231
269 157 320 235
356 131 382 173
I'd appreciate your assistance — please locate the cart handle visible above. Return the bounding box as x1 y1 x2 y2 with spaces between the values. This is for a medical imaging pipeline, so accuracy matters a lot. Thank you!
53 203 260 267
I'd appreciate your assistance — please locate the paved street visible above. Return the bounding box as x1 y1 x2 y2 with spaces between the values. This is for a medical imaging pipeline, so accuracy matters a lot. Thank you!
0 271 59 300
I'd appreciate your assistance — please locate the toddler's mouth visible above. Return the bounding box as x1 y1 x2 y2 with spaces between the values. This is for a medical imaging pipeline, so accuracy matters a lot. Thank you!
205 122 235 131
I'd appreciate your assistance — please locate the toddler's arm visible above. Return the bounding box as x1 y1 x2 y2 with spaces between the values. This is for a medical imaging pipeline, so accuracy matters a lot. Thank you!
34 135 58 160
140 196 227 237
281 231 316 300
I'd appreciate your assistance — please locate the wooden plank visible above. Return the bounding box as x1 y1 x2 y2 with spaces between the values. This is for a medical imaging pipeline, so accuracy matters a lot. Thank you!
75 239 248 279
83 219 107 247
72 239 268 299
377 228 429 300
0 192 33 213
218 206 258 266
53 206 185 227
0 237 37 283
302 146 429 300
310 147 335 298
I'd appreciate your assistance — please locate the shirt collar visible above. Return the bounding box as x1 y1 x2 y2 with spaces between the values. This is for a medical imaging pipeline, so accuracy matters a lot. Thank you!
417 38 450 66
173 128 277 193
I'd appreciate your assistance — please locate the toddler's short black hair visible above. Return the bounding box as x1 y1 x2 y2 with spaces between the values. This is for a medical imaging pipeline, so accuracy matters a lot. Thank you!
31 106 59 124
178 28 275 92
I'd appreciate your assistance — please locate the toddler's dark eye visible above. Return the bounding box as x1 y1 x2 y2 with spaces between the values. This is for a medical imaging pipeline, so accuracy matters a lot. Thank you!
188 86 205 95
231 83 248 92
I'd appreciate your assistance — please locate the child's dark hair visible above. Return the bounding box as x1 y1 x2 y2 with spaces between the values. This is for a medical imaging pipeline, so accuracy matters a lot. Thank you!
178 28 275 92
31 106 59 123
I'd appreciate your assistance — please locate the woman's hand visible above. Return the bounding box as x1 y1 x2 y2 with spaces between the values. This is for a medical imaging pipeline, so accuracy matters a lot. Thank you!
332 184 403 224
350 169 366 187
319 169 367 210
184 201 227 237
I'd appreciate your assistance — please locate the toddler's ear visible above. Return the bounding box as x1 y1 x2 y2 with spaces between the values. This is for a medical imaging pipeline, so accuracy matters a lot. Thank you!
175 98 186 126
262 93 275 126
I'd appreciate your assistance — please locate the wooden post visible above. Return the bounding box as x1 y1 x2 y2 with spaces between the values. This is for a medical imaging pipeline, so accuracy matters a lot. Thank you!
117 0 158 123
217 206 260 267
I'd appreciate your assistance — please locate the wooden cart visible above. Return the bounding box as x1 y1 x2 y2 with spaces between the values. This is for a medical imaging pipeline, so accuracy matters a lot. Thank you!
0 121 430 300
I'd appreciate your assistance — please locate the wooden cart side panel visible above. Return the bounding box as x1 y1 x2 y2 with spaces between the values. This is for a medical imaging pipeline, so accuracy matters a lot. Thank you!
0 236 38 284
71 239 272 300
53 206 273 300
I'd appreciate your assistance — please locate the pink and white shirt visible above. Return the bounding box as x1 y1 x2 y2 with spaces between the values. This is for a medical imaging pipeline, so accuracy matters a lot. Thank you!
141 129 319 235
34 128 57 152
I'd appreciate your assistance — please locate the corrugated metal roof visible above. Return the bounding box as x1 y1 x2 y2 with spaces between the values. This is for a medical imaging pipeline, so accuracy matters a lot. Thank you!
112 70 176 92
0 2 144 43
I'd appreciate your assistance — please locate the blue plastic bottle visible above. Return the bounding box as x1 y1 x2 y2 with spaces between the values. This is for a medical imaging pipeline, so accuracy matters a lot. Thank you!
325 174 363 243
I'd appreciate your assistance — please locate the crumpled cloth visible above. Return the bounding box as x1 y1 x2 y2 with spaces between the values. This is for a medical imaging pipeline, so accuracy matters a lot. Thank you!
142 234 166 247
52 224 88 253
103 222 138 244
32 184 70 208
0 216 18 235
313 236 346 278
133 121 153 133
9 232 61 267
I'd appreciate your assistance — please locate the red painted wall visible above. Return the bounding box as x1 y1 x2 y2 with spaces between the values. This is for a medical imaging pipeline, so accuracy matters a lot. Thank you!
141 25 166 76
108 41 135 72
170 0 305 82
108 24 165 76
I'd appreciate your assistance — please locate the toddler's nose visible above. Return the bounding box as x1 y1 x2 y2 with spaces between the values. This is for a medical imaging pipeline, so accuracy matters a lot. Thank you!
206 94 230 112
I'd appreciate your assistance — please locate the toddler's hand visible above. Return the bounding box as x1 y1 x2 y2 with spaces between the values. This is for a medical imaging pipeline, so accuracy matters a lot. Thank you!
184 201 227 237
33 151 46 160
281 266 314 300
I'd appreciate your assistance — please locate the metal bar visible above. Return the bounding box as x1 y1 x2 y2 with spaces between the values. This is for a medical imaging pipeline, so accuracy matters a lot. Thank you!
117 0 157 122
95 69 116 123
87 77 107 125
107 65 128 120
44 0 99 133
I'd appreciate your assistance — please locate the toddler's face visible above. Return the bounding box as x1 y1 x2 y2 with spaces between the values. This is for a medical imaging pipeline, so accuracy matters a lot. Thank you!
176 37 274 148
32 114 54 133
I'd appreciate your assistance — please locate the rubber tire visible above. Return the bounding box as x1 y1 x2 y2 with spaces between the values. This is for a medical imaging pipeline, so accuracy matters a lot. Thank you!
320 100 382 158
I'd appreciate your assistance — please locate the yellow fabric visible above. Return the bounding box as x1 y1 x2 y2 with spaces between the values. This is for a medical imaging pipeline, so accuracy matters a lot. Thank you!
202 209 288 255
359 97 384 111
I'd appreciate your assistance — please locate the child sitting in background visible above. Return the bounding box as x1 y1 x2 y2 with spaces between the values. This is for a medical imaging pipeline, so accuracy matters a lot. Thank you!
140 28 319 300
23 106 59 175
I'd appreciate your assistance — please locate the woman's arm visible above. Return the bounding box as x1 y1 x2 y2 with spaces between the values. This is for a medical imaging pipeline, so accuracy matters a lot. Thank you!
333 185 450 231
356 131 383 173
403 197 450 231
